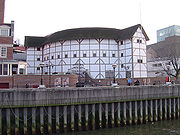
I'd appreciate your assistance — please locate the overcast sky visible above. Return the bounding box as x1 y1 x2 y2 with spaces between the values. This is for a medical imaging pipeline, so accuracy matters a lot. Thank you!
4 0 180 45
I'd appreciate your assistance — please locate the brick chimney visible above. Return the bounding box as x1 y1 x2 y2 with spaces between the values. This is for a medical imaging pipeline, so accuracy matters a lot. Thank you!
0 0 5 24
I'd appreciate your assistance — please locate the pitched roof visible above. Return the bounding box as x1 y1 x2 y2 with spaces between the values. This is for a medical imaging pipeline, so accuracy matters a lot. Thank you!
25 24 149 47
24 36 47 47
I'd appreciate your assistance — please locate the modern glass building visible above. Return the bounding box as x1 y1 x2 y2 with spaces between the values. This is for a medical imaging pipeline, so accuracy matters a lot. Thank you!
157 25 180 42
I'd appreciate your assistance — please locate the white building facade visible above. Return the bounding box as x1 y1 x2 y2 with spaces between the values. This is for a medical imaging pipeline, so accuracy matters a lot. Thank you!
25 24 149 79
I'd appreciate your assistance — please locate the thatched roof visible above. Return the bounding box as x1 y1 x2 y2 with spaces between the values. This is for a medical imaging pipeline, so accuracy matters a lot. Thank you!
25 24 149 47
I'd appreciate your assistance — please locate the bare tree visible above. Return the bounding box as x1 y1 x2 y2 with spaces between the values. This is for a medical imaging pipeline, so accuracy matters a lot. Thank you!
163 56 180 82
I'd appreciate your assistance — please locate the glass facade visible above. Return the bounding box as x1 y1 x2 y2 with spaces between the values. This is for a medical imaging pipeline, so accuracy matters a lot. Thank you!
157 25 180 42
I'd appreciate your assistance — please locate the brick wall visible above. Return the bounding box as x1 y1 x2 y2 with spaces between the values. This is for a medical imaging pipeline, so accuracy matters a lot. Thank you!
0 47 13 60
0 37 13 44
12 74 78 88
0 76 13 88
0 0 5 24
0 36 13 60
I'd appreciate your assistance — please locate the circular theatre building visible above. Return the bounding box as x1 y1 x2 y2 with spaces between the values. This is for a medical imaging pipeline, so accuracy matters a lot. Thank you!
25 24 149 79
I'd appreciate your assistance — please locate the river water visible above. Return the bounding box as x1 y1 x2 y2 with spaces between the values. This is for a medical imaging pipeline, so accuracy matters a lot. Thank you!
63 119 180 135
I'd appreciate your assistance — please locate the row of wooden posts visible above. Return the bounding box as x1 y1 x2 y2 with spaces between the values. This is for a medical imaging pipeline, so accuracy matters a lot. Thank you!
0 98 180 135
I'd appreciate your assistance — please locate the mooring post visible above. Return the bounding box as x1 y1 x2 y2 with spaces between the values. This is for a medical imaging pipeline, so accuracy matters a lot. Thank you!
159 99 163 120
140 101 143 124
71 105 74 131
129 102 132 125
6 109 10 135
173 98 176 118
24 108 27 134
165 99 167 120
15 108 19 134
0 109 1 135
92 104 95 130
32 108 36 134
56 106 60 133
150 100 153 122
85 105 88 130
134 101 138 124
63 106 67 132
145 100 148 123
78 105 82 130
0 109 2 135
48 107 52 134
40 107 44 134
178 98 180 117
117 102 121 125
99 103 102 128
169 98 171 119
105 103 108 128
123 102 126 125
112 103 114 127
155 100 158 121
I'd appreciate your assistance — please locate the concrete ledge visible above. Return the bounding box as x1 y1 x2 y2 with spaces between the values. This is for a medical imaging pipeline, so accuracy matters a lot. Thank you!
0 85 180 108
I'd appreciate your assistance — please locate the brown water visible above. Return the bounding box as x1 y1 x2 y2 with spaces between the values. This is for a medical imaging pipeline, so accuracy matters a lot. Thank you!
63 119 180 135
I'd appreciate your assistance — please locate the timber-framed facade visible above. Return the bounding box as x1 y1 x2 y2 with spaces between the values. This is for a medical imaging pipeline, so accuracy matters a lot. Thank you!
25 24 149 79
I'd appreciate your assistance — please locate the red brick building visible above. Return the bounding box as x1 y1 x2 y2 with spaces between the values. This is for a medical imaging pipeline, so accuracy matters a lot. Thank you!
0 0 5 24
0 0 28 88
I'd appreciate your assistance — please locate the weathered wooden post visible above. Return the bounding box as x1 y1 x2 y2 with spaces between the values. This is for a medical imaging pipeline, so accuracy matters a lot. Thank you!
117 102 121 125
71 105 74 131
129 102 132 125
92 104 95 130
32 108 36 134
178 98 180 117
150 100 153 122
85 105 88 130
145 100 148 122
56 106 60 133
40 107 44 134
99 103 102 128
15 108 19 134
173 98 176 118
78 105 82 130
134 101 138 124
6 109 10 134
0 109 2 135
140 101 143 124
63 106 67 132
105 103 108 127
154 100 158 121
159 99 163 120
123 102 126 125
24 108 28 134
48 107 52 133
169 99 171 119
112 103 115 126
165 99 167 120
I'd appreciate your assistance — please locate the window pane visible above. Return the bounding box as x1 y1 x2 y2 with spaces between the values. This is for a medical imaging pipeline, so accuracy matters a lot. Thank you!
1 30 8 36
19 69 24 74
1 47 7 57
3 64 8 75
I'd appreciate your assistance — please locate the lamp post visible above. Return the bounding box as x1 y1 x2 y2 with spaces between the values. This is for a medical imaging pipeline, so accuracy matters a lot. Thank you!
39 62 46 88
112 64 117 84
124 66 130 78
